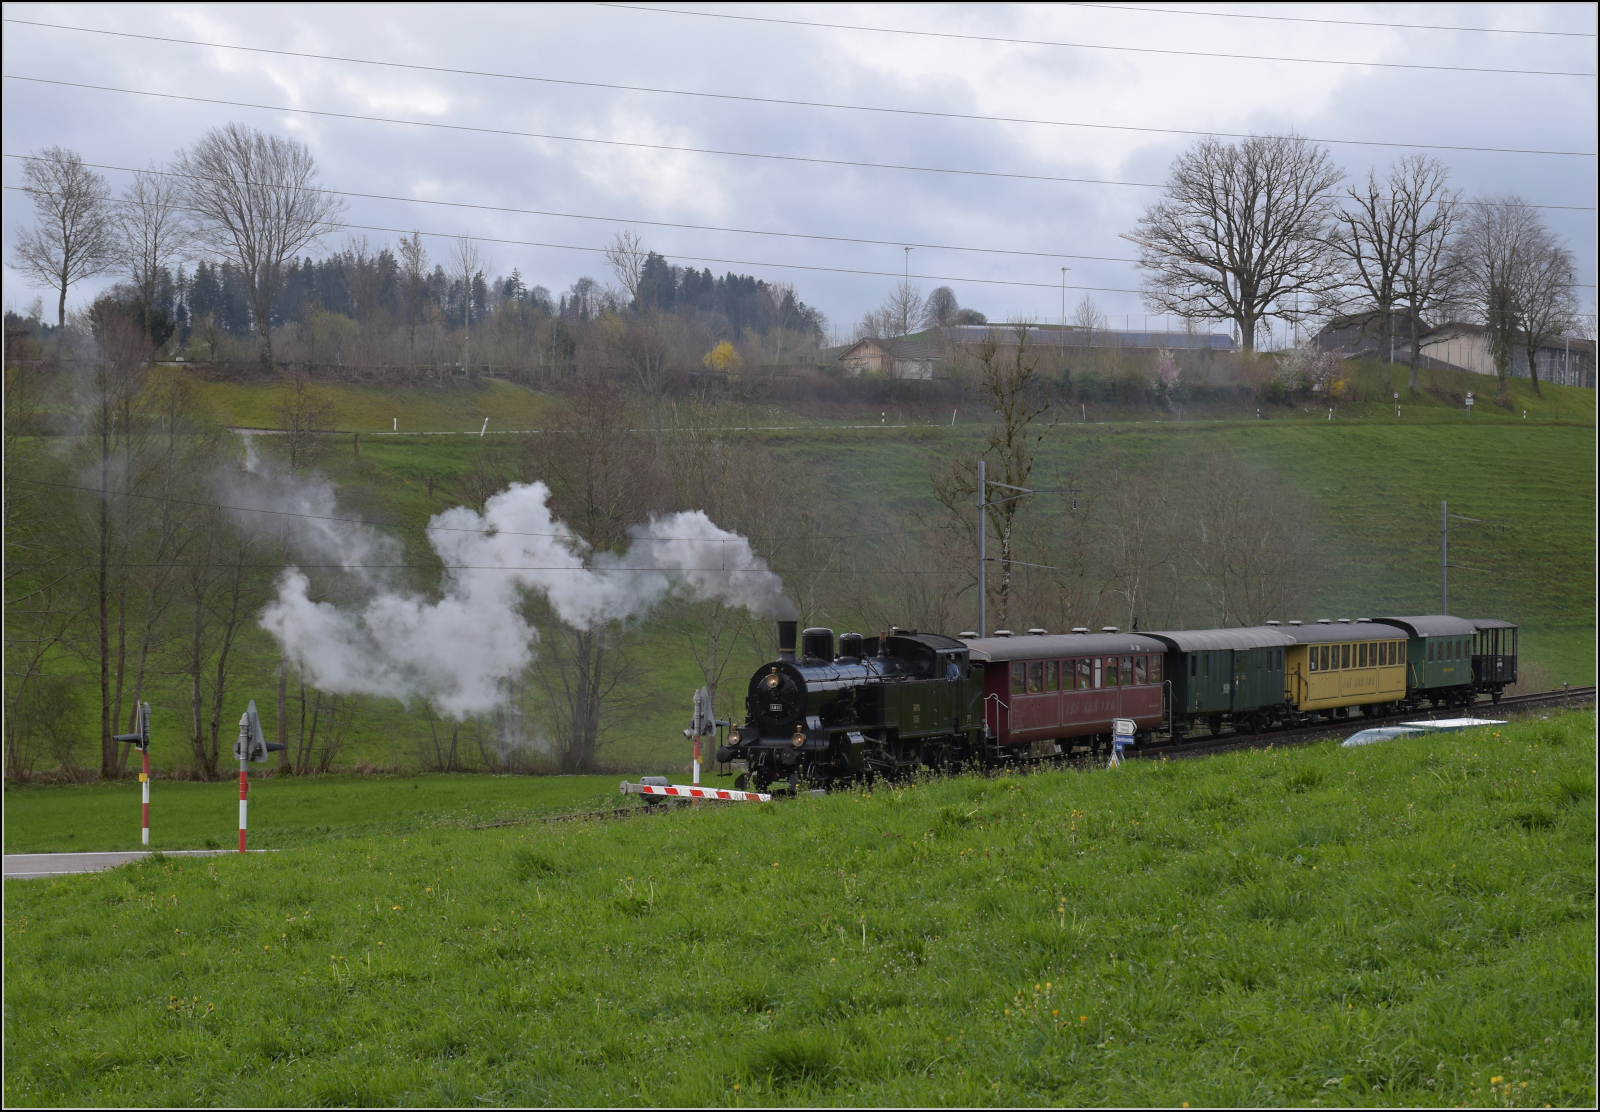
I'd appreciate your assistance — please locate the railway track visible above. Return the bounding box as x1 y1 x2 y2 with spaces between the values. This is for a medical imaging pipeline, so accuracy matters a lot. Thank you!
470 688 1594 825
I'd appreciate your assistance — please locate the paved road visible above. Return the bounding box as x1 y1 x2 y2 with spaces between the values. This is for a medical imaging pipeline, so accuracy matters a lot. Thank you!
4 850 263 879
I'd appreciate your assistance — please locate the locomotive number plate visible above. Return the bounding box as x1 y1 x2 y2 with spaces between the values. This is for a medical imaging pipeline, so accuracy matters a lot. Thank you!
769 704 783 712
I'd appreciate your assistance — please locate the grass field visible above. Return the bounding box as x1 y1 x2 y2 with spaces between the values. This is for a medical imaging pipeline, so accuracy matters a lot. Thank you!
4 711 1593 1106
11 359 1595 778
1 774 628 855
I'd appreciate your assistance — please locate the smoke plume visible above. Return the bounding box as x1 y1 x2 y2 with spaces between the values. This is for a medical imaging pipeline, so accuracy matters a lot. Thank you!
258 481 792 718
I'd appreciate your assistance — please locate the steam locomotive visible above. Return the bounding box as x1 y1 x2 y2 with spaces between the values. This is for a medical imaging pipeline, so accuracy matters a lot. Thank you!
718 616 1519 791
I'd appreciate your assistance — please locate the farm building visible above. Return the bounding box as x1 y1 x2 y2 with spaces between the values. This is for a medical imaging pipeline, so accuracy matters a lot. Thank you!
837 337 940 379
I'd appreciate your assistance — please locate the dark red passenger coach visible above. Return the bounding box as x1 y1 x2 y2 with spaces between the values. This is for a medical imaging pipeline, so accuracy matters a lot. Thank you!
962 631 1169 750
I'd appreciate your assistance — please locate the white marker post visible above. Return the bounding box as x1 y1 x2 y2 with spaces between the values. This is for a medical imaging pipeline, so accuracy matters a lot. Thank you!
1466 391 1474 419
114 702 152 845
480 418 489 436
1393 391 1400 418
234 700 286 853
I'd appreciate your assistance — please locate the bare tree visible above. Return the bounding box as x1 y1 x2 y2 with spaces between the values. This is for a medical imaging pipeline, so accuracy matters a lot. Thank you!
1392 155 1460 391
523 376 663 772
1071 294 1108 345
177 123 343 363
111 164 191 343
11 146 115 328
1182 455 1312 626
603 229 647 304
1511 226 1578 397
1329 167 1407 363
884 279 925 338
397 230 430 365
934 323 1055 631
1453 196 1541 401
924 286 960 328
450 236 490 369
1131 134 1342 352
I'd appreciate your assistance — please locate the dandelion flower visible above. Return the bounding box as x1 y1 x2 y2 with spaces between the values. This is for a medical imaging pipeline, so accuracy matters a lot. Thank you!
1492 1076 1503 1084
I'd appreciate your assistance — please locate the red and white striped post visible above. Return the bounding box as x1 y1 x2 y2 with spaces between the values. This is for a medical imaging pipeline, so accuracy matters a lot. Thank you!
115 702 152 846
233 700 282 853
238 757 249 853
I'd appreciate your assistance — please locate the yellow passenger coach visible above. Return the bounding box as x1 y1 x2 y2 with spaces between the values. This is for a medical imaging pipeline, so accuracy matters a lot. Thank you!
1279 618 1409 720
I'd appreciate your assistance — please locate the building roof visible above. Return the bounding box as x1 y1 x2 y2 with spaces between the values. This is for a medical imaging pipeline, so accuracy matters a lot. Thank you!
941 324 1233 350
1145 628 1296 652
839 338 939 363
961 631 1167 662
1373 615 1479 638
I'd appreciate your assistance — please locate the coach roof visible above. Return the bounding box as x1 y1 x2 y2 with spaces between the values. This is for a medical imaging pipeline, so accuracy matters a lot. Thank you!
1145 628 1295 652
961 632 1167 662
1281 621 1409 645
1373 615 1479 637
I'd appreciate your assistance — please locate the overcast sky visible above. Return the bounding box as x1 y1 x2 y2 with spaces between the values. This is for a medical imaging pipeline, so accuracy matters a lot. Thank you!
3 2 1595 343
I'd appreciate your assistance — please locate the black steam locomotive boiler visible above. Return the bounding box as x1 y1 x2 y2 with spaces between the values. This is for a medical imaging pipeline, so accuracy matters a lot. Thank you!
718 621 982 791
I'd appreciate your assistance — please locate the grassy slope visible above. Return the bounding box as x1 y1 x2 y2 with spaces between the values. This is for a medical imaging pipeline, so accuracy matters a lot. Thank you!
20 364 1596 776
191 376 558 432
3 712 1593 1107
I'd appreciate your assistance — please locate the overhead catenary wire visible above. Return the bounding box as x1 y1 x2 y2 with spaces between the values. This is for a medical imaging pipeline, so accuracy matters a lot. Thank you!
1061 2 1598 38
0 184 1155 294
15 478 955 543
0 153 1141 265
5 79 1594 216
4 18 1593 158
599 3 1600 78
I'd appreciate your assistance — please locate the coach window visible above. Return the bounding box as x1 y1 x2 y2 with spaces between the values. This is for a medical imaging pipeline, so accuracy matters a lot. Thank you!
1011 662 1025 695
1308 649 1318 673
1339 644 1349 669
1094 657 1104 688
1027 662 1043 693
1120 656 1133 686
1134 656 1148 685
1360 643 1368 667
1190 656 1198 678
1077 658 1091 689
1150 655 1163 683
1202 653 1210 678
1045 661 1059 691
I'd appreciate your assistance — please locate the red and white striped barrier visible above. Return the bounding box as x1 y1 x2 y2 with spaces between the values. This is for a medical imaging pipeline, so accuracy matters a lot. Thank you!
620 781 771 803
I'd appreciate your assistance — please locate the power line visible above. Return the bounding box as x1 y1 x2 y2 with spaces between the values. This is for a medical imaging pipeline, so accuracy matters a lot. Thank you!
16 478 952 543
5 18 1591 158
599 3 1599 78
0 153 1140 265
0 185 1152 293
1063 3 1598 38
7 77 1595 215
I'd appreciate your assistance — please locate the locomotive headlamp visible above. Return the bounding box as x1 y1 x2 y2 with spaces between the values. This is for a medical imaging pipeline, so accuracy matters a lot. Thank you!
791 729 806 747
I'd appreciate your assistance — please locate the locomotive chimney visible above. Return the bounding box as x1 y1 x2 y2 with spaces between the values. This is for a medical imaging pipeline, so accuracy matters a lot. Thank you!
777 620 798 661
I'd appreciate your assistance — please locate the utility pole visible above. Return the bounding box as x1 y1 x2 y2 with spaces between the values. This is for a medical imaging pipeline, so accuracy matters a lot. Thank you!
977 460 986 636
975 461 1071 636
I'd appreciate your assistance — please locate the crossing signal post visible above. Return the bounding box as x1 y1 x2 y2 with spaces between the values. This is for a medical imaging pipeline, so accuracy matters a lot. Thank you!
233 700 286 853
113 702 152 845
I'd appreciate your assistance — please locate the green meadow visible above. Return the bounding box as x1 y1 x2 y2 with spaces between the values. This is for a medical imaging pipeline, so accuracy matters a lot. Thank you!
4 711 1593 1106
10 360 1595 777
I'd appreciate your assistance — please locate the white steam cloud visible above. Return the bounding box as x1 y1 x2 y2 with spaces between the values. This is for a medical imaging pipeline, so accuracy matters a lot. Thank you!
259 481 792 718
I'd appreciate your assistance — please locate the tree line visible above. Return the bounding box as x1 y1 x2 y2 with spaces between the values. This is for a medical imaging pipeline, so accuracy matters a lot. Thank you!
1129 135 1585 400
9 125 829 381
